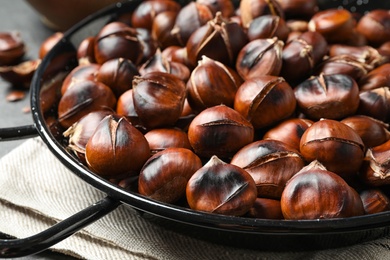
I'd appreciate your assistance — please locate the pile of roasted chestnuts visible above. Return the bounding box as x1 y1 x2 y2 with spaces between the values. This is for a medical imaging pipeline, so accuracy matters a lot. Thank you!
40 0 390 220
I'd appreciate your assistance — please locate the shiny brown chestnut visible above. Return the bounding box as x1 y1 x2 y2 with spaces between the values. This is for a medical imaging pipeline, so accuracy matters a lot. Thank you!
276 0 318 20
77 36 96 64
245 197 283 219
171 1 214 46
161 45 192 68
300 119 365 179
39 32 63 59
329 44 387 69
294 74 360 120
144 128 192 155
357 9 390 47
187 104 254 159
360 189 390 215
357 87 390 123
138 148 202 204
359 139 390 187
0 31 25 66
308 9 356 44
85 115 150 178
94 21 144 65
262 118 313 151
280 30 328 84
281 160 365 220
61 63 100 95
139 49 190 82
132 71 186 130
131 0 181 31
196 0 235 18
0 59 41 88
235 37 284 80
186 56 242 113
234 75 296 130
57 80 117 129
341 115 390 149
315 55 370 81
186 155 257 216
186 12 248 68
230 139 305 199
151 11 180 49
359 63 390 91
239 0 284 28
116 89 145 131
247 15 290 42
63 109 114 163
95 57 139 98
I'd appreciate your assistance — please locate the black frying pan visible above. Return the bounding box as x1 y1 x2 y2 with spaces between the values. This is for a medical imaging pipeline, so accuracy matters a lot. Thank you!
1 0 390 258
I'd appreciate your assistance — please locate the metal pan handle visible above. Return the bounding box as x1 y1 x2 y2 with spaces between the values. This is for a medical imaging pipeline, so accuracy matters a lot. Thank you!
0 125 38 141
0 196 121 258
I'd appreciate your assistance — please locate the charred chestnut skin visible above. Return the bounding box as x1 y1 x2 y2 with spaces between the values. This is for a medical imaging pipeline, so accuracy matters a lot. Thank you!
281 161 365 220
187 105 254 160
300 119 365 179
138 148 202 203
186 155 257 216
85 115 150 178
231 139 305 199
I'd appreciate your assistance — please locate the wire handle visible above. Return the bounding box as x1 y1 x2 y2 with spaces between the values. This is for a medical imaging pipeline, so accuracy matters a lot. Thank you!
0 196 120 258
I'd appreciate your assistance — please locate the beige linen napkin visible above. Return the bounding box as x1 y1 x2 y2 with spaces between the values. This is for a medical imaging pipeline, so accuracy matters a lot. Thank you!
0 137 390 260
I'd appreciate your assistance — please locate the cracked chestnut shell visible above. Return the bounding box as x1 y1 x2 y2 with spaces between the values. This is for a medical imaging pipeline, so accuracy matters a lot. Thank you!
132 71 186 130
85 115 150 178
235 37 284 80
281 160 364 220
186 155 257 216
187 105 254 159
234 75 296 130
360 189 390 215
360 139 390 187
231 139 305 199
57 80 116 129
299 119 365 179
186 56 242 113
0 31 25 66
247 15 290 42
138 147 202 203
239 0 284 28
186 12 248 68
94 21 144 65
294 74 360 120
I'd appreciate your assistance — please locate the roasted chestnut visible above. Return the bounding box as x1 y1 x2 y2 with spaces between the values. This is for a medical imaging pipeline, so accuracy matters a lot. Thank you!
95 57 139 98
294 74 360 120
281 160 365 220
341 115 390 148
186 12 248 68
61 63 100 95
360 189 390 215
280 31 328 84
247 15 290 42
360 139 390 187
0 59 41 88
144 128 192 154
299 119 365 179
0 31 25 66
357 9 390 47
186 56 242 113
231 139 305 199
151 11 181 49
187 104 254 159
196 0 235 18
116 89 144 131
131 0 181 31
94 21 144 65
357 87 390 123
239 0 284 28
85 115 150 178
359 63 390 91
235 37 284 80
234 75 296 130
262 118 313 151
58 80 117 129
132 71 186 129
276 0 318 20
138 147 202 203
308 9 356 44
186 155 257 216
77 36 96 65
39 32 63 59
